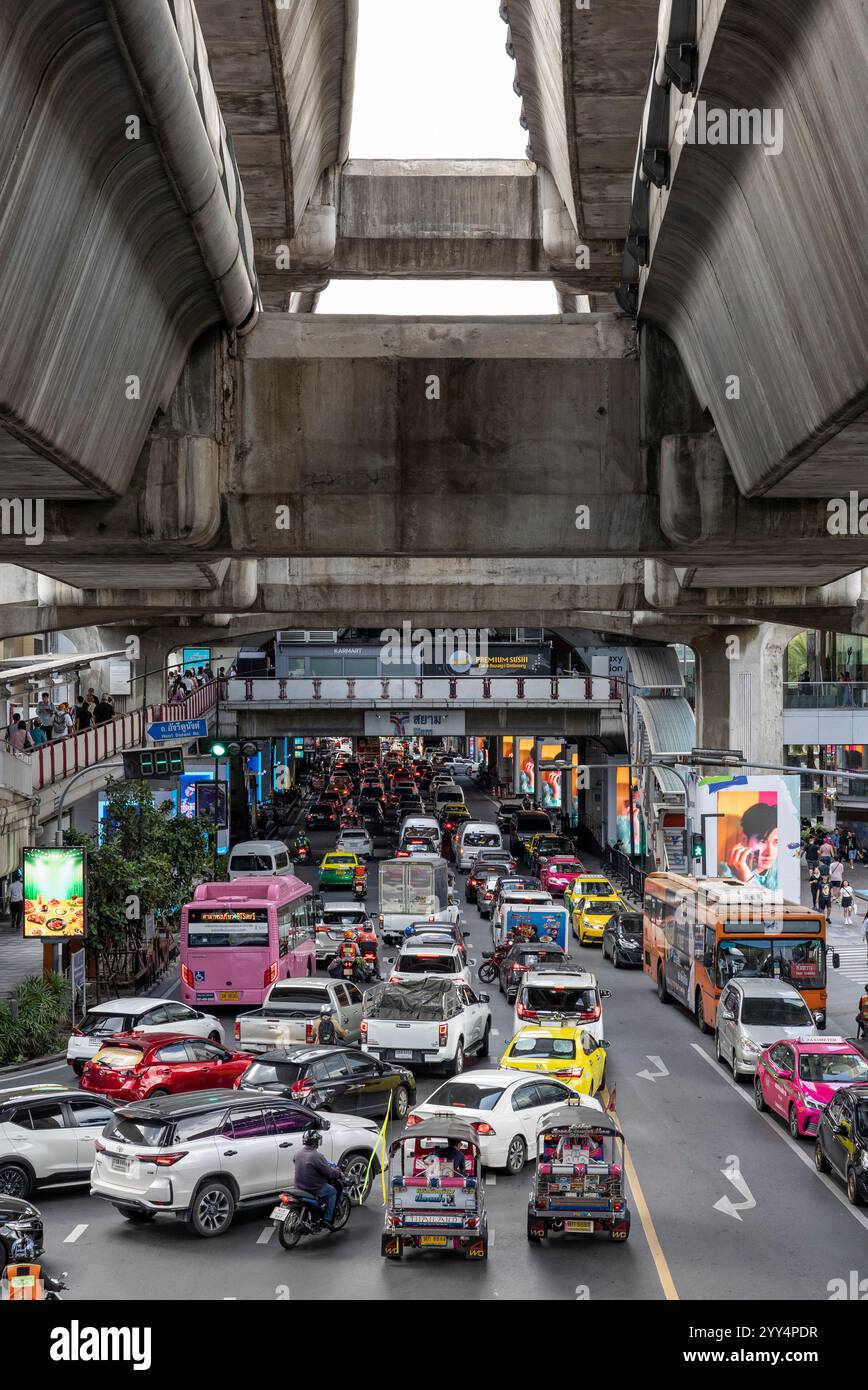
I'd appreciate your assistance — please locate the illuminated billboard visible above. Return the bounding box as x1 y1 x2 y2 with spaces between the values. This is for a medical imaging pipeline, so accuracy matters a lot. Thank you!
22 847 86 939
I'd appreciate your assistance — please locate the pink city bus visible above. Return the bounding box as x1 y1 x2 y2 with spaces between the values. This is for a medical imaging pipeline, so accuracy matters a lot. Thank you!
180 878 316 1007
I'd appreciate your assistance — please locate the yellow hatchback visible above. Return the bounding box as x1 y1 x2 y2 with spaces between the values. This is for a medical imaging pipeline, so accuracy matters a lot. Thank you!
499 1025 607 1098
564 874 618 915
571 894 624 946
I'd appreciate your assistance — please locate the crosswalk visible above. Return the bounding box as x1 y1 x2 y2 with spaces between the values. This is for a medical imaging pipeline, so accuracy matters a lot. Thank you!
832 944 868 985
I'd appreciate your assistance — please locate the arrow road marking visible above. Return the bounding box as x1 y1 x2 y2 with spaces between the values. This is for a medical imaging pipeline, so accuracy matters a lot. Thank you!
636 1055 669 1082
713 1154 756 1221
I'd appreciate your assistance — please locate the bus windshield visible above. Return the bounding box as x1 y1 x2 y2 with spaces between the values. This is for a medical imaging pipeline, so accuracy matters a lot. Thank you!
716 937 825 991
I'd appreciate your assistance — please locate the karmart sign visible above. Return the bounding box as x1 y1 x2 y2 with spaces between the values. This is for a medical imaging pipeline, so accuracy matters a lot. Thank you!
364 711 466 736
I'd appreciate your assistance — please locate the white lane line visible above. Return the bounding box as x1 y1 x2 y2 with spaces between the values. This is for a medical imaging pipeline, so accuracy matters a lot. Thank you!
64 1224 88 1244
487 1173 496 1185
489 1226 495 1247
690 1043 868 1234
256 1225 275 1245
5 1062 68 1079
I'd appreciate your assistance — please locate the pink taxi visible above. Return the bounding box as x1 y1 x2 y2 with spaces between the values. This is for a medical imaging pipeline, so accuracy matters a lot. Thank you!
754 1036 868 1139
539 858 586 896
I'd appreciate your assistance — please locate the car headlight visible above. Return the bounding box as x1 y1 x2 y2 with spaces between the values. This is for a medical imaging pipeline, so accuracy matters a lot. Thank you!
742 1040 760 1054
861 1152 868 1172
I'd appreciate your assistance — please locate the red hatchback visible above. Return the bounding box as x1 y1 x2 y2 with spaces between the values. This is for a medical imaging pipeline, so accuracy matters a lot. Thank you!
79 1032 252 1101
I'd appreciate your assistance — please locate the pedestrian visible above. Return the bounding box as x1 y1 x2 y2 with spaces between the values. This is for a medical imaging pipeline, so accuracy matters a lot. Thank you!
85 687 97 712
35 690 56 741
804 836 819 870
841 880 854 926
93 692 113 726
51 702 72 740
30 719 46 747
848 835 858 868
829 854 845 901
857 984 868 1041
8 714 33 754
817 879 832 923
808 865 821 910
74 695 92 732
8 871 23 933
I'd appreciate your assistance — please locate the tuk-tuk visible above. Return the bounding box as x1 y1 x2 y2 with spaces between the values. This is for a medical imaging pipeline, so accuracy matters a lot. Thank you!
527 1104 630 1243
382 1118 488 1261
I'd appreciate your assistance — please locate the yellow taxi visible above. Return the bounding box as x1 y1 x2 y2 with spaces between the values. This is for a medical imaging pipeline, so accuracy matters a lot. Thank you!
571 893 624 946
318 851 363 889
564 874 618 915
499 1025 607 1098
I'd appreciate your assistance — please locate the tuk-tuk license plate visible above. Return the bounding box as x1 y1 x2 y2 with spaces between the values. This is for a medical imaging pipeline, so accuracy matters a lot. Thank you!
270 1207 288 1222
565 1220 594 1232
219 991 239 1002
420 1235 448 1247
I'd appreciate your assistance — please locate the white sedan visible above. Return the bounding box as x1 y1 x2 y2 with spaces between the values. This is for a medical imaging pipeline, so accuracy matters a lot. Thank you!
337 827 374 858
66 997 224 1074
406 1068 602 1174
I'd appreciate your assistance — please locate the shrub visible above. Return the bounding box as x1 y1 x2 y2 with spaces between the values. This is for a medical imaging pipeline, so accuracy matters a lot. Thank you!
0 974 72 1067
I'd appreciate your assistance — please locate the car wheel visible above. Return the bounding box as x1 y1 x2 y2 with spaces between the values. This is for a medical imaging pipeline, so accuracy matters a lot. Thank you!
613 948 621 969
0 1162 31 1199
505 1135 527 1175
814 1140 831 1174
71 1061 85 1077
730 1050 742 1084
188 1181 235 1237
452 1041 465 1076
116 1206 156 1223
478 1022 491 1058
846 1167 864 1206
788 1105 802 1140
695 990 710 1034
392 1084 410 1120
341 1152 373 1203
147 1088 170 1098
753 1077 766 1112
715 1032 726 1066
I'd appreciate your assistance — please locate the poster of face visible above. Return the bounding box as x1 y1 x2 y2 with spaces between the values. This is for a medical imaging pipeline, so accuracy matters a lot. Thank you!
697 776 800 903
615 766 646 854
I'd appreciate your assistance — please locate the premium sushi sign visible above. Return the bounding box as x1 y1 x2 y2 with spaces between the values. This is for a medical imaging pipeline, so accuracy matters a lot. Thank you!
22 846 86 939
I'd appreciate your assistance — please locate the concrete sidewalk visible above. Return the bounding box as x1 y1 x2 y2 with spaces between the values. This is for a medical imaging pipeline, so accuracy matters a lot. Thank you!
0 917 46 997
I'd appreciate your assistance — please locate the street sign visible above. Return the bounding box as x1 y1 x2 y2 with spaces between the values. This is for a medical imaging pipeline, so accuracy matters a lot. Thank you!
147 718 207 741
71 949 85 990
364 711 466 736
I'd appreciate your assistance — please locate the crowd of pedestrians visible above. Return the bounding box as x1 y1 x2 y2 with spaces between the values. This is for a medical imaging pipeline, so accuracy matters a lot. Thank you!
5 687 116 755
803 827 868 958
167 664 220 703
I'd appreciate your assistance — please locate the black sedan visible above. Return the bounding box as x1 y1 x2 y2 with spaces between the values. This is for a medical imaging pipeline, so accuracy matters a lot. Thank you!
0 1194 44 1266
601 911 644 968
815 1084 868 1205
235 1046 416 1121
497 942 569 1002
306 802 340 830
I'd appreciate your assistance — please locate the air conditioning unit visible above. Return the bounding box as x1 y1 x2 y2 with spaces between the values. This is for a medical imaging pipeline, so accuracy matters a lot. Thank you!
277 630 338 644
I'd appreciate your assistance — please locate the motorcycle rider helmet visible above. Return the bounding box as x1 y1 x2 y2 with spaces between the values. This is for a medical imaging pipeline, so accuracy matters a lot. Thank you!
343 929 355 940
9 1235 36 1262
302 1128 322 1148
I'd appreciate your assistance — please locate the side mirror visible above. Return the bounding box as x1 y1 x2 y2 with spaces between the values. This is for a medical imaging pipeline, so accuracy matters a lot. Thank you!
598 1039 611 1049
479 994 490 1003
600 989 612 998
318 1117 331 1131
778 1069 793 1082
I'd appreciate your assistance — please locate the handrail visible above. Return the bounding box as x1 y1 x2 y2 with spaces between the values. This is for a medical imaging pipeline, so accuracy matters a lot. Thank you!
784 681 868 709
32 681 221 791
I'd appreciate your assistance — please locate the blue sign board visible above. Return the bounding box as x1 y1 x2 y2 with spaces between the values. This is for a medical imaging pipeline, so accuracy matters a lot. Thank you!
182 647 211 670
147 719 207 742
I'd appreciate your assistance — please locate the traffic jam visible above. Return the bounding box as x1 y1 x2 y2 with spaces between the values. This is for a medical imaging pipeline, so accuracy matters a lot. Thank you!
3 741 868 1300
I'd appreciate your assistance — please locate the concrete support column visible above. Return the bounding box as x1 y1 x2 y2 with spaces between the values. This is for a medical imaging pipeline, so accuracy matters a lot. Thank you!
693 624 796 769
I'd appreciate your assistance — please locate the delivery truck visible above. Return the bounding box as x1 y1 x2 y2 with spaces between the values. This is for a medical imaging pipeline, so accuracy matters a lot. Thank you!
377 854 460 946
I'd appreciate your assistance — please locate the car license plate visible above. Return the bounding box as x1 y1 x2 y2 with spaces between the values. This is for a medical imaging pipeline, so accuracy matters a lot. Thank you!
270 1206 288 1222
111 1156 131 1173
394 1050 414 1060
219 991 239 1002
420 1235 448 1246
565 1220 593 1232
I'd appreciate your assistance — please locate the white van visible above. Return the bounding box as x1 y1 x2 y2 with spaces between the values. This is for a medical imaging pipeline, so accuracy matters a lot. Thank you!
432 783 464 814
227 839 294 881
455 821 503 872
399 815 441 852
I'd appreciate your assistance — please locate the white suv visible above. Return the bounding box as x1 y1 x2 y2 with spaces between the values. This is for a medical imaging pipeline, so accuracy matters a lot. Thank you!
0 1086 117 1199
67 998 224 1075
91 1090 380 1237
513 968 610 1044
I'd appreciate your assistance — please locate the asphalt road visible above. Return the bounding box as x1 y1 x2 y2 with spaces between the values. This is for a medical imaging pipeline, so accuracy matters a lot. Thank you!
12 777 868 1301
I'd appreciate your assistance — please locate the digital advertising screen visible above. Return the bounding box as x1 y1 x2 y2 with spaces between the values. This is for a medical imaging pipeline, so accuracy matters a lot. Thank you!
22 846 86 939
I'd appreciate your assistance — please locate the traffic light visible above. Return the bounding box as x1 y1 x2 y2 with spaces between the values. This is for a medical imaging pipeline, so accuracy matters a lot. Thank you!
204 739 227 758
691 832 705 862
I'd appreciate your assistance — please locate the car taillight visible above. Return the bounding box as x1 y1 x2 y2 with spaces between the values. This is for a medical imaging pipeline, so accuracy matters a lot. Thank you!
360 1020 368 1038
147 1152 188 1167
578 1005 602 1022
406 1113 422 1126
471 1122 496 1136
553 1068 584 1079
290 1079 313 1100
263 961 279 987
512 963 523 971
438 1024 448 1047
305 1023 317 1044
515 1004 538 1020
70 1027 84 1037
180 964 194 989
234 1021 240 1041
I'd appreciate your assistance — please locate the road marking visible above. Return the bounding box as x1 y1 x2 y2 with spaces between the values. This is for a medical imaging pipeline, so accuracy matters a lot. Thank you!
64 1224 88 1243
487 1172 496 1185
636 1055 669 1082
604 1090 679 1301
491 1029 500 1037
4 1062 68 1079
691 1042 868 1234
488 1226 495 1247
256 1225 275 1245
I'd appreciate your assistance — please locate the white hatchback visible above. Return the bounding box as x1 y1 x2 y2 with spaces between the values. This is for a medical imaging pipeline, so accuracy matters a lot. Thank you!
336 828 374 859
67 998 224 1075
407 1069 602 1174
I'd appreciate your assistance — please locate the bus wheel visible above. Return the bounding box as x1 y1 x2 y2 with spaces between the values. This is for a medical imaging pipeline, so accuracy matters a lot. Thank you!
695 990 710 1034
656 967 671 1004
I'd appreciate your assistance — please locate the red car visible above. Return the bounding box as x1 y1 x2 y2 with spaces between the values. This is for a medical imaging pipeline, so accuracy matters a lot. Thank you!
79 1032 252 1101
539 857 587 895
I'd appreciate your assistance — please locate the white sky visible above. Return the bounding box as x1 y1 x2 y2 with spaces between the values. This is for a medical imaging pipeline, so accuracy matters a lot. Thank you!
318 0 557 315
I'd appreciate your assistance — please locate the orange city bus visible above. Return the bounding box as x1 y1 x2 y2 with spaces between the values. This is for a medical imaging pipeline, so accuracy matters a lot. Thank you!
643 874 830 1033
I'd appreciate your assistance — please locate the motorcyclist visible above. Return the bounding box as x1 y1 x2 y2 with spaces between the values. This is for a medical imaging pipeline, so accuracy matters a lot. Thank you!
292 832 311 860
337 928 361 975
292 1129 342 1230
353 863 367 899
357 919 379 975
1 1237 66 1300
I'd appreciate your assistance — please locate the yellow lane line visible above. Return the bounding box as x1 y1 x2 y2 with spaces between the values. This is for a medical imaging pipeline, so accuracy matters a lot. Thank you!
602 1087 679 1301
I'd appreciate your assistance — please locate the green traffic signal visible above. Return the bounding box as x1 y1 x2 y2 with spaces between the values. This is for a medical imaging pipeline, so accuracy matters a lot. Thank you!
208 740 227 757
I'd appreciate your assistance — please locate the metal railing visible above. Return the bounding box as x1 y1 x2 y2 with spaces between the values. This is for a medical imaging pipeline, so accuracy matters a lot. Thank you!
225 675 620 705
784 681 868 709
603 845 648 903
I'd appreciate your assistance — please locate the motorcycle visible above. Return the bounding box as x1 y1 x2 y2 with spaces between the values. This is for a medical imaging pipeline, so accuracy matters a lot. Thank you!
292 838 312 865
271 1171 358 1250
358 937 379 979
478 941 513 984
353 878 367 901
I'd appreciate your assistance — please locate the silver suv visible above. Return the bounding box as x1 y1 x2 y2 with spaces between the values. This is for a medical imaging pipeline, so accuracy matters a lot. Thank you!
90 1090 379 1237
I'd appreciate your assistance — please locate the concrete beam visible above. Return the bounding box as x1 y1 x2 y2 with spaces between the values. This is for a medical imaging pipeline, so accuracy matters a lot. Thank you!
225 707 604 740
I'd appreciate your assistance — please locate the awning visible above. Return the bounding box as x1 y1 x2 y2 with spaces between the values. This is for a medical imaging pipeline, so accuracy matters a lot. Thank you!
0 650 127 689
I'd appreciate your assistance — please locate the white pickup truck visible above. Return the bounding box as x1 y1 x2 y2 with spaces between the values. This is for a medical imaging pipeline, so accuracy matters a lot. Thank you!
235 978 365 1053
361 978 491 1076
